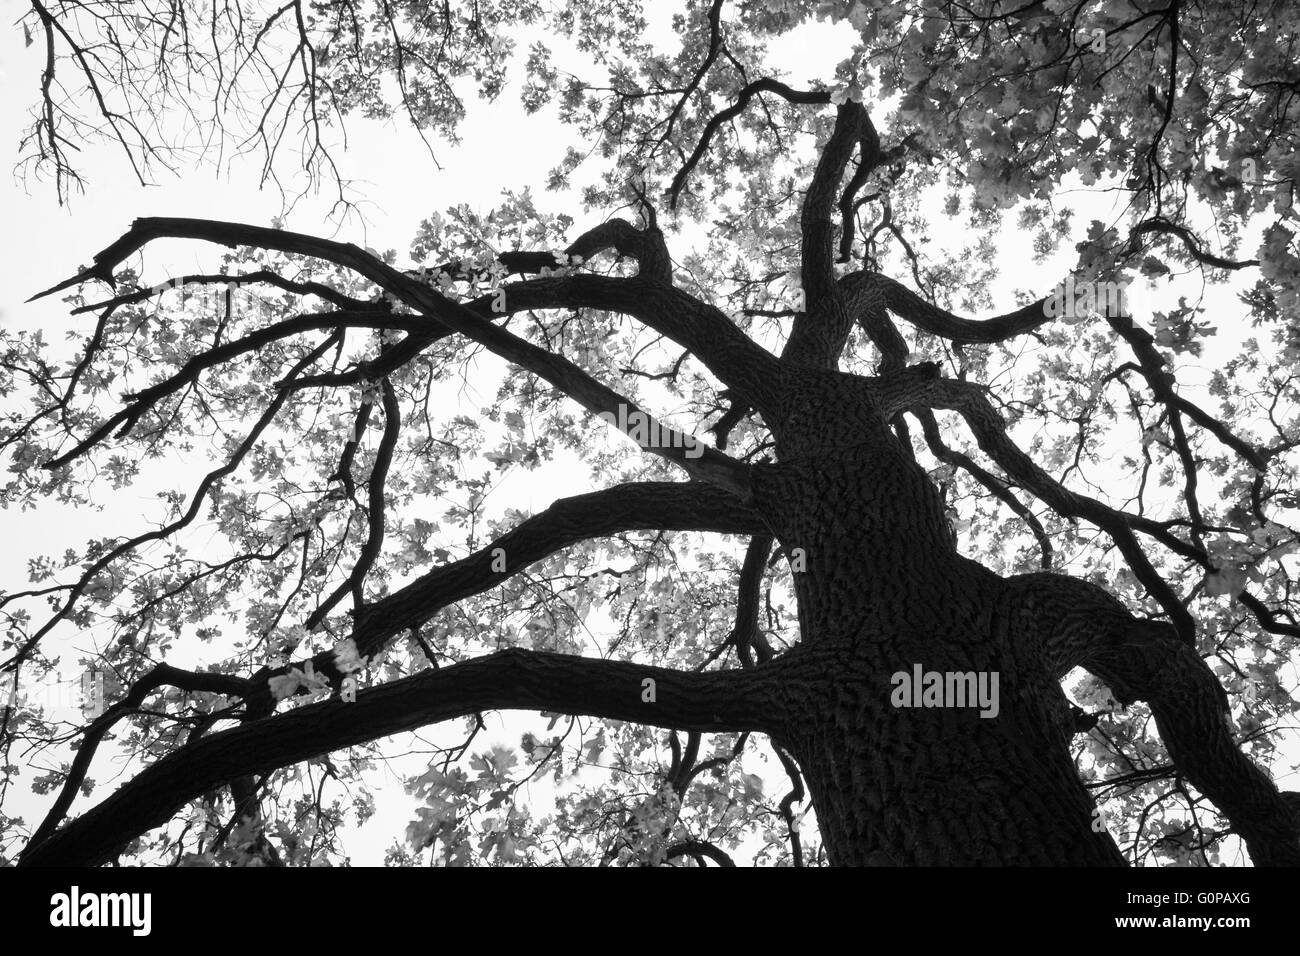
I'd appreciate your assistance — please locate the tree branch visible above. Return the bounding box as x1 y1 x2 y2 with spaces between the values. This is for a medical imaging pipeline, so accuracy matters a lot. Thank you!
665 839 737 866
25 664 253 853
915 409 1053 568
241 480 764 714
1005 572 1300 866
36 218 769 490
1126 216 1260 271
305 376 401 628
843 272 1053 343
899 376 1198 641
669 80 831 206
731 534 774 667
45 311 407 471
1 333 341 672
490 273 782 414
422 217 673 285
19 647 783 867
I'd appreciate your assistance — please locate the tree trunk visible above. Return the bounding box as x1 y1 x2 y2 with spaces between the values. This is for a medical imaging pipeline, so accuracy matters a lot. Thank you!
756 381 1126 865
779 646 1125 865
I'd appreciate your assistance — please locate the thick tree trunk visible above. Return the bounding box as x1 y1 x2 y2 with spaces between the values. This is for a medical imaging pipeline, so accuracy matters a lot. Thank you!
779 645 1124 865
756 380 1125 865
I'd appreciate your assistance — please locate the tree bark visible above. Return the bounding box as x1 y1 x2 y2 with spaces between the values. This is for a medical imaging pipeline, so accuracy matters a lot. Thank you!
748 414 1126 865
18 649 781 867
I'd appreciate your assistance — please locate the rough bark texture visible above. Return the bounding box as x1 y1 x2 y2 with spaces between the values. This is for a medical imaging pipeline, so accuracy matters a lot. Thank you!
749 367 1127 866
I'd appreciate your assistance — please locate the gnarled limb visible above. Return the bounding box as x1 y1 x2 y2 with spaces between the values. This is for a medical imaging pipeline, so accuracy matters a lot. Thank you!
422 217 673 285
782 103 870 367
18 647 784 867
1003 572 1300 866
839 261 911 374
835 120 883 263
392 216 678 393
842 271 1053 344
1126 216 1260 271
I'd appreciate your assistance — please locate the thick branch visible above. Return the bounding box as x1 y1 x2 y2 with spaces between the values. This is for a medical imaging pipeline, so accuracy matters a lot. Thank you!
492 273 782 414
839 271 911 372
19 647 781 867
843 272 1053 343
440 294 753 493
665 839 736 866
799 104 867 320
349 481 763 658
1005 572 1300 866
731 534 775 667
424 217 673 285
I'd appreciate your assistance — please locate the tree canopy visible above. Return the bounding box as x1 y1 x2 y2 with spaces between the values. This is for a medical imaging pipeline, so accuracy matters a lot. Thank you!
2 0 1299 867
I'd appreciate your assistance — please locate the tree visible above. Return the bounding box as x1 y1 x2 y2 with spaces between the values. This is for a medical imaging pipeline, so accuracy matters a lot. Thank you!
3 0 1299 867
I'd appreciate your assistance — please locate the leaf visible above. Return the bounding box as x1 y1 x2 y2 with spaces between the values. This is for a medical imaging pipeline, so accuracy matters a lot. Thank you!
1204 566 1246 599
